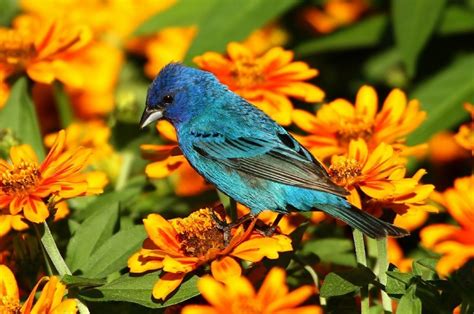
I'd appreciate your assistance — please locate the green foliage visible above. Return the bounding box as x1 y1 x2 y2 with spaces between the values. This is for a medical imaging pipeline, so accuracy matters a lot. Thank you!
320 266 375 298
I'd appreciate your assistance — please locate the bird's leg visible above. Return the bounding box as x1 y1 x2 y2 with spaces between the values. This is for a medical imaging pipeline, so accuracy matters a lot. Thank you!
257 213 284 237
211 210 254 246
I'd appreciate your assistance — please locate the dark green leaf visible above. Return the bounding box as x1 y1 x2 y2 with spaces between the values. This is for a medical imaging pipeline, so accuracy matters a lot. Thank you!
0 78 45 158
62 275 106 288
397 285 422 314
302 238 356 267
295 15 388 57
438 5 474 35
80 272 199 309
184 0 299 63
392 0 447 77
80 225 146 278
66 203 119 272
408 55 474 145
320 266 375 298
386 271 414 295
53 83 74 128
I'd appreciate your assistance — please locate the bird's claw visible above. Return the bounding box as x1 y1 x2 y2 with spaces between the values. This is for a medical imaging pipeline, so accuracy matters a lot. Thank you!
255 224 279 237
211 210 232 246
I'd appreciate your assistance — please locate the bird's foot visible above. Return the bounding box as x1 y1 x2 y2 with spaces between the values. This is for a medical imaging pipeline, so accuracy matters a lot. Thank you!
255 224 279 237
211 210 232 245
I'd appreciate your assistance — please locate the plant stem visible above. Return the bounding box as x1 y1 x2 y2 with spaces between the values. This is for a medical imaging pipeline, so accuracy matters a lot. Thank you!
115 152 133 191
36 222 71 276
353 229 369 314
377 238 392 313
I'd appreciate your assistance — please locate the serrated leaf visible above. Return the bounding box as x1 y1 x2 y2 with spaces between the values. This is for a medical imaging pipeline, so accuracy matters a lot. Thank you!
66 203 119 272
184 0 299 63
320 266 375 298
295 15 388 57
392 0 447 77
61 275 106 288
80 272 199 309
408 55 474 145
80 225 146 278
0 78 44 158
397 285 422 314
302 238 356 267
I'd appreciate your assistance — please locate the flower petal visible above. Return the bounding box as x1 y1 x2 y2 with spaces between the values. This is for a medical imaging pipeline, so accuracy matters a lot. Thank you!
152 272 185 300
210 257 242 283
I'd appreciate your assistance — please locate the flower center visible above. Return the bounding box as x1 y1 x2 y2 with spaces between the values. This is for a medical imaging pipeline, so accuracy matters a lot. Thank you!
328 157 362 186
0 295 21 314
337 116 373 144
1 161 41 196
232 299 262 314
0 29 35 67
171 208 225 257
231 58 264 89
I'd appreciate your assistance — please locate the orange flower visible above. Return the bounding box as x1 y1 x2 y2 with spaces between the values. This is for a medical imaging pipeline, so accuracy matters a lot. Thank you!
387 238 412 273
328 139 402 208
454 103 474 154
242 23 289 56
142 120 210 196
128 208 292 300
0 264 77 313
182 267 321 314
0 130 101 226
303 0 368 34
194 42 324 125
293 85 426 160
428 131 469 163
420 176 474 276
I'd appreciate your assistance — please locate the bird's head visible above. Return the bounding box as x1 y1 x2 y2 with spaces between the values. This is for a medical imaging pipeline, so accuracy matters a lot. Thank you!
139 62 223 128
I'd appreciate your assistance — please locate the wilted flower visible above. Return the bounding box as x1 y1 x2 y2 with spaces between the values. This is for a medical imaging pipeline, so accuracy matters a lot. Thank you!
182 267 321 314
293 86 426 160
128 207 292 300
420 176 474 276
194 42 324 125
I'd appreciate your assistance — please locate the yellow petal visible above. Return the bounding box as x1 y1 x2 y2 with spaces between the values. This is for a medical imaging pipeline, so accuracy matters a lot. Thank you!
0 265 19 301
355 85 377 119
23 197 49 223
143 214 181 253
210 257 242 283
231 235 292 262
256 267 288 305
152 272 185 300
9 144 39 165
182 305 220 314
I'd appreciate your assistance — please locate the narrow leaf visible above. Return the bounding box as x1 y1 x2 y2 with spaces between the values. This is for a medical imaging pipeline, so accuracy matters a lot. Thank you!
53 83 74 128
392 0 447 77
438 5 474 35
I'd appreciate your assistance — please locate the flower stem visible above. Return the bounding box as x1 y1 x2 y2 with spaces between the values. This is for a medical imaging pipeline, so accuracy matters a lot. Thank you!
353 229 369 313
36 222 71 276
115 152 133 191
377 238 392 313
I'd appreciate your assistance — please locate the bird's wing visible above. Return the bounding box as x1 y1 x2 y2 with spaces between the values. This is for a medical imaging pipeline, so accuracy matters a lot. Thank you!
190 129 348 197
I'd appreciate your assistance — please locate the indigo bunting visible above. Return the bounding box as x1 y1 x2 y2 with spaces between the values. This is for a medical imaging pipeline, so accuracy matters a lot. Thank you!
140 63 408 239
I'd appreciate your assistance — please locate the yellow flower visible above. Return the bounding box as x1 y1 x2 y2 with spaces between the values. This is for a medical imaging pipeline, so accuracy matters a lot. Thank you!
454 103 474 154
328 139 402 208
420 176 474 276
0 130 101 225
0 264 77 314
303 0 368 34
128 207 292 300
242 23 289 56
293 85 426 160
141 120 210 196
182 267 322 314
194 42 324 125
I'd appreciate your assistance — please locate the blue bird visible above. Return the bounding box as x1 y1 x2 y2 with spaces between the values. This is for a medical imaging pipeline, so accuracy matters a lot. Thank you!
139 63 408 239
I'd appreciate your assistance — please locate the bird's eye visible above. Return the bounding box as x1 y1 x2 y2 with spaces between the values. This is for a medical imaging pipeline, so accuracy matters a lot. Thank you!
162 95 173 104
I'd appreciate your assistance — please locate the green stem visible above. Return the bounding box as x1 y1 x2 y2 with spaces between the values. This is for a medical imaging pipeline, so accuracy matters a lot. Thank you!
36 222 71 276
377 238 392 313
115 152 133 191
353 229 369 314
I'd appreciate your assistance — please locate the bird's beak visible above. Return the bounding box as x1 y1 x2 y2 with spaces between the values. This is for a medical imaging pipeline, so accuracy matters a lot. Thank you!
139 107 163 129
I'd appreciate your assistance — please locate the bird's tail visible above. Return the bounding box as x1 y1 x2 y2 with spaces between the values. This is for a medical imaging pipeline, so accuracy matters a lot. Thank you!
321 204 409 239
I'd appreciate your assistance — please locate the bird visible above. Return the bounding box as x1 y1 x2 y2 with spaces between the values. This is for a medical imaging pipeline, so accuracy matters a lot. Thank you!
139 63 408 239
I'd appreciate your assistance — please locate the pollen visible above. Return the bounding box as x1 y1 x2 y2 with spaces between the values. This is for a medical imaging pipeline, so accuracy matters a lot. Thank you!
0 295 21 314
337 117 373 144
171 208 225 257
1 161 41 196
328 157 362 186
0 29 35 66
231 58 264 89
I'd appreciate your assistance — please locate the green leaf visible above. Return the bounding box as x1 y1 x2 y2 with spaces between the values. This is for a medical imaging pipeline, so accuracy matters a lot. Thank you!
408 54 474 145
412 258 438 281
0 0 19 26
397 285 422 314
80 272 200 309
80 225 146 278
53 83 74 128
62 275 106 288
320 266 375 298
438 5 474 35
392 0 447 77
133 0 218 36
302 238 356 267
184 0 299 63
0 78 45 158
386 271 414 295
66 203 119 272
295 15 388 57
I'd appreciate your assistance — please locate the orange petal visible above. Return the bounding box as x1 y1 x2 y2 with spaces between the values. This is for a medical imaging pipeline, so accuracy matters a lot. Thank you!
355 85 377 119
231 235 292 262
292 109 318 134
210 257 242 283
0 215 13 237
420 224 459 248
127 250 164 273
143 214 181 253
256 268 288 305
156 120 178 142
9 144 39 165
22 197 49 223
227 42 253 60
267 285 315 312
162 255 196 273
145 156 185 179
152 272 185 300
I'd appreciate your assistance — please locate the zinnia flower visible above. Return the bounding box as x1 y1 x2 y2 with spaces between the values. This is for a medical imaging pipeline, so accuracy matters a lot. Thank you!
182 267 322 314
0 264 77 313
194 42 324 125
420 176 474 276
293 85 426 160
454 103 474 154
141 120 210 196
0 130 101 225
128 207 292 300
